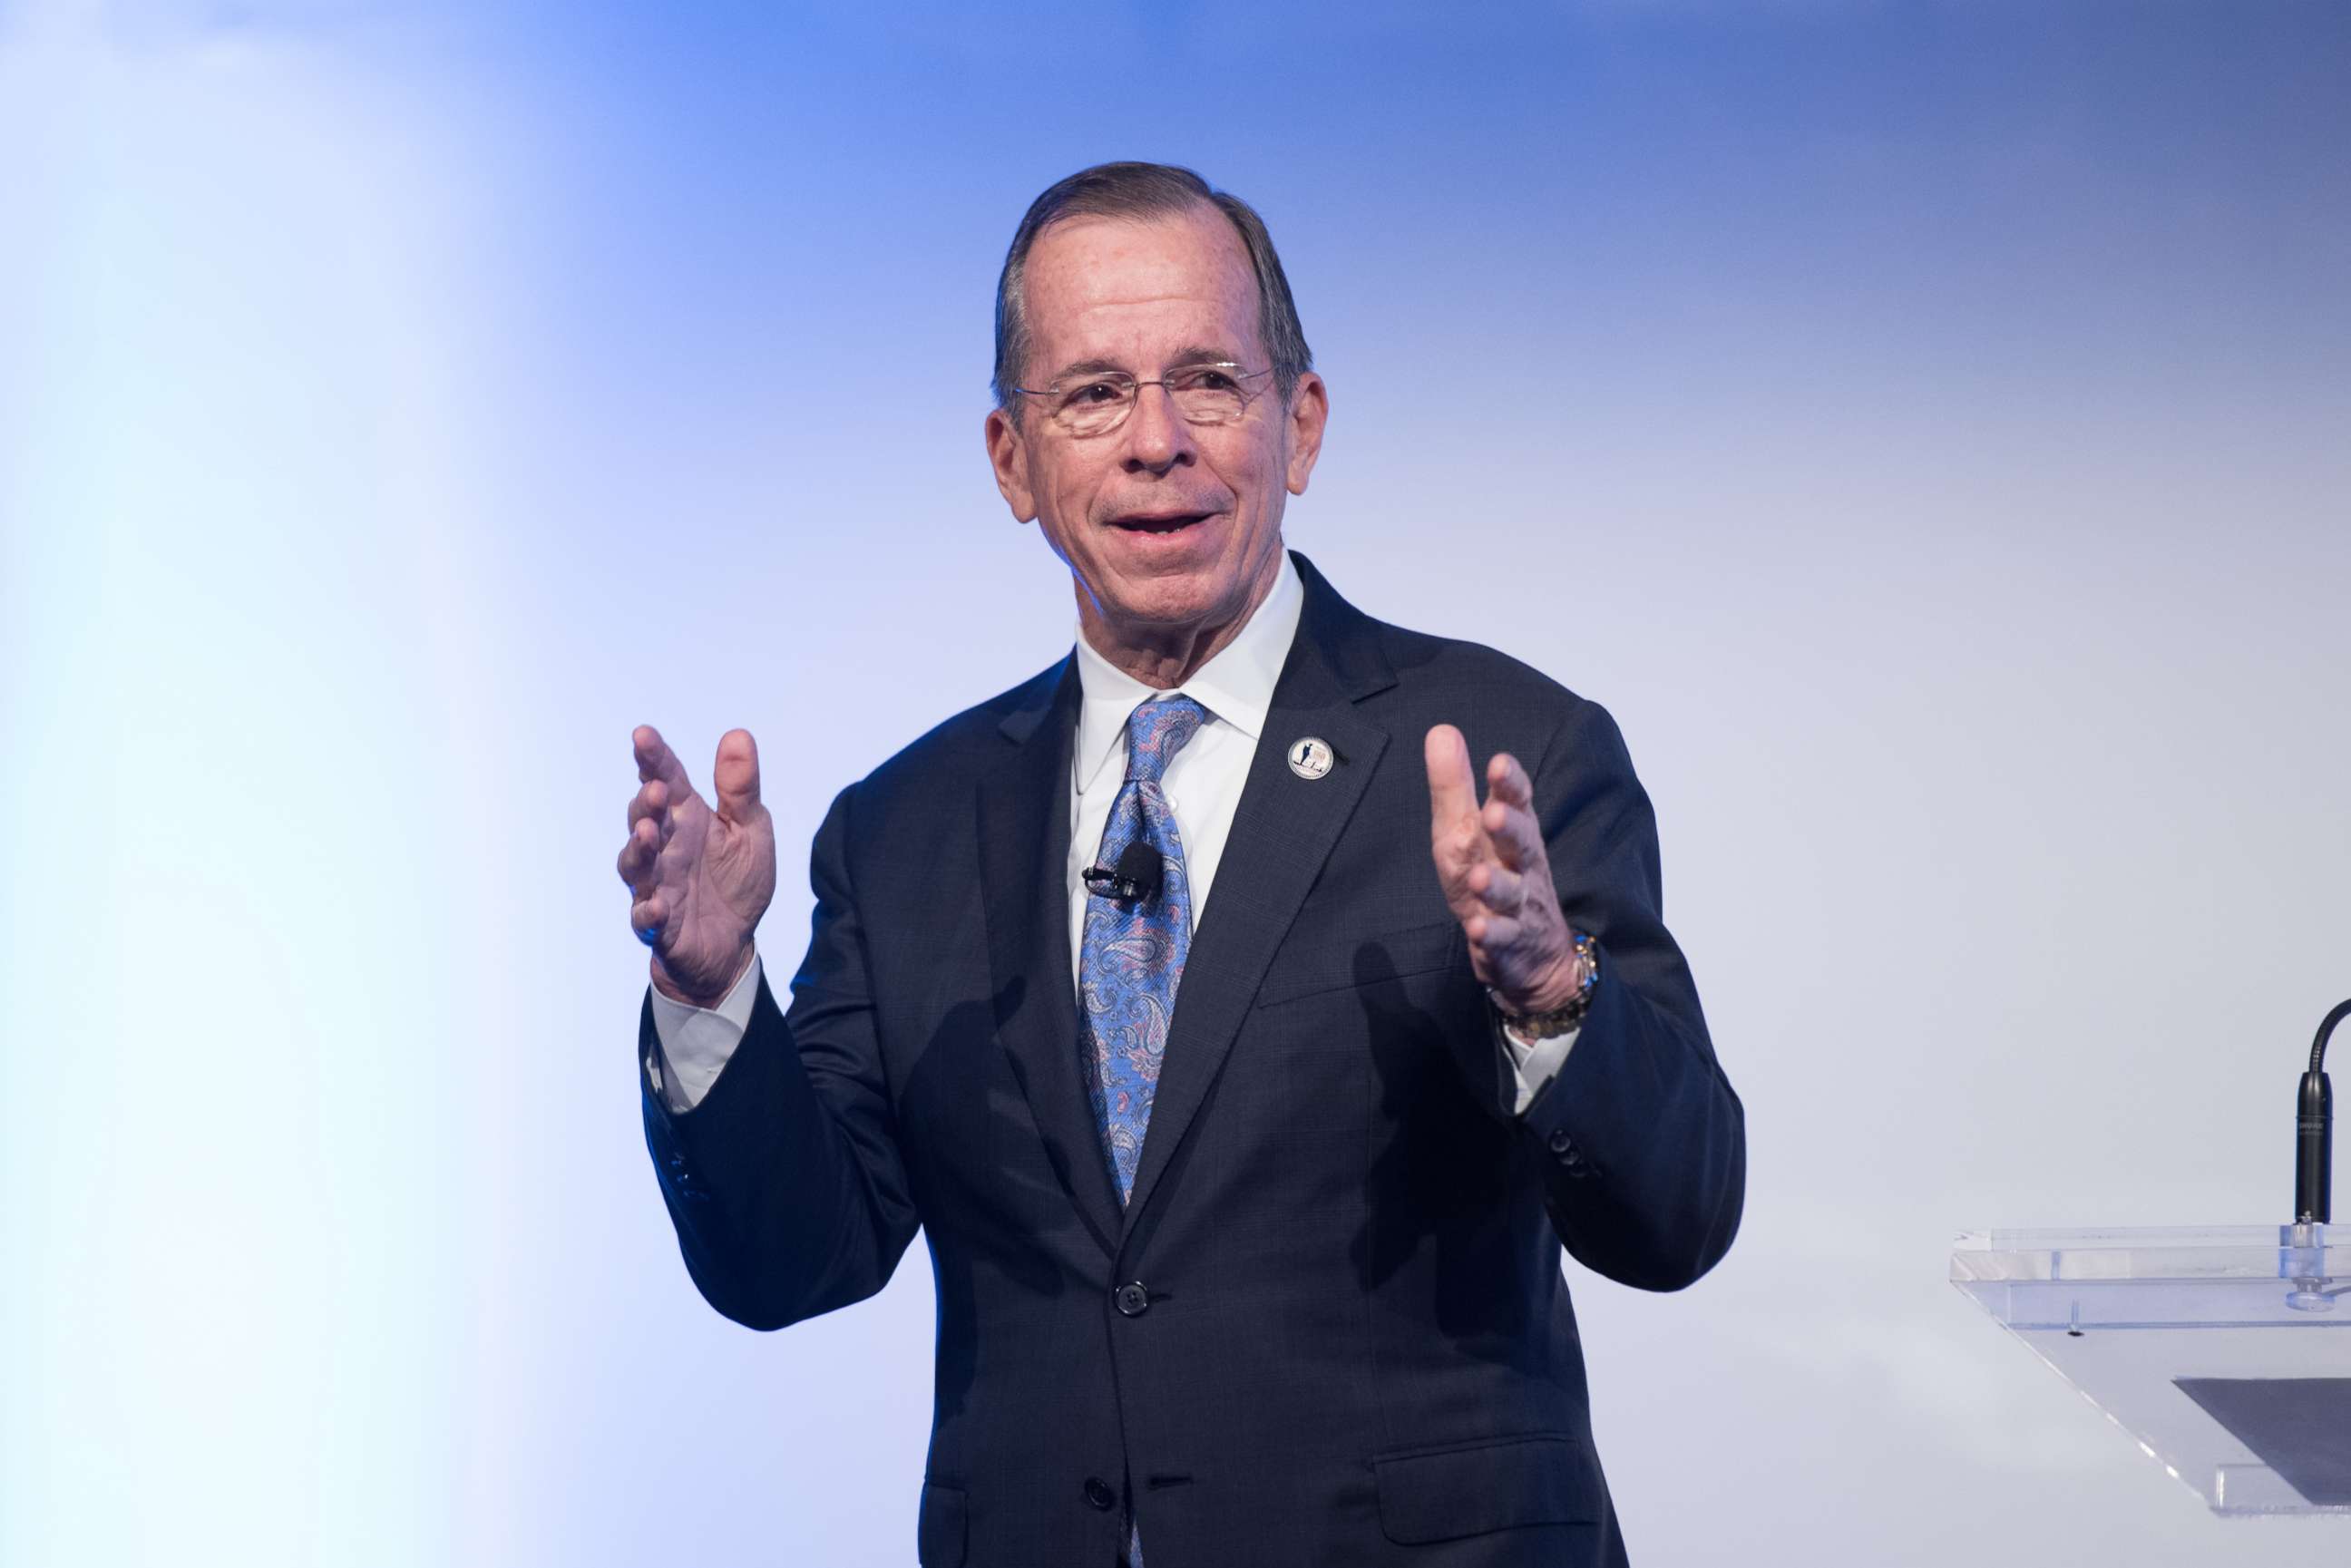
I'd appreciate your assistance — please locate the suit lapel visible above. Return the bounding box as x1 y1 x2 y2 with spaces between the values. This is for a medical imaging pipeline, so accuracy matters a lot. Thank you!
977 658 1126 1259
1120 554 1398 1242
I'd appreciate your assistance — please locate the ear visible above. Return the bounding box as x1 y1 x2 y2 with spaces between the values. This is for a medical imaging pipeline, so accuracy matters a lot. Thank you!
1282 372 1329 496
985 406 1038 521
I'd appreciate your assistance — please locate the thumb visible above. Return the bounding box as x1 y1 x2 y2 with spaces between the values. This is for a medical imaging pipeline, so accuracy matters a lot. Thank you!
1424 723 1476 828
712 728 763 823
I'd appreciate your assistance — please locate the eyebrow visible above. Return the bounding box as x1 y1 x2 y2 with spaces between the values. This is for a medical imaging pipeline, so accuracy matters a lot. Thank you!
1040 346 1247 385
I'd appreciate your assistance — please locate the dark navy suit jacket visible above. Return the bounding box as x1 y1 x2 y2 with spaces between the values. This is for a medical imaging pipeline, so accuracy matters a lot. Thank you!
640 552 1744 1566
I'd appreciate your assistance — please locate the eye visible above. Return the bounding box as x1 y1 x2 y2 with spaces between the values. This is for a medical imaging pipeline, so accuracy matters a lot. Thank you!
1068 380 1123 404
1177 366 1239 392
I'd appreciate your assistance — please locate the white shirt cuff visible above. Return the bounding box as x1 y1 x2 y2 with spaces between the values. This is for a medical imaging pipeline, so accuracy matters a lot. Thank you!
1498 1016 1579 1117
644 952 763 1114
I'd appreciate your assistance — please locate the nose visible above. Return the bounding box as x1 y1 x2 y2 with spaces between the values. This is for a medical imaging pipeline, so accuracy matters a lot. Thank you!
1119 381 1195 476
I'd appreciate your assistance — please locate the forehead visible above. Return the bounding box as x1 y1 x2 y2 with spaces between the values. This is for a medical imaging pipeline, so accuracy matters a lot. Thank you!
1019 206 1263 371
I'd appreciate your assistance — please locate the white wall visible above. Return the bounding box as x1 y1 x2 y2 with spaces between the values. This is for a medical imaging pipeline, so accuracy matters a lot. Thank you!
5 2 2346 1563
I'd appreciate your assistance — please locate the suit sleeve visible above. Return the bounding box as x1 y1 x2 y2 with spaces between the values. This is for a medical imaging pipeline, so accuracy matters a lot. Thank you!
639 783 922 1330
1515 698 1746 1291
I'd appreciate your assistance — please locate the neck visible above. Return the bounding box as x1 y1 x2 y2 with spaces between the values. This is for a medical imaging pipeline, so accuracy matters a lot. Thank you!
1078 550 1283 690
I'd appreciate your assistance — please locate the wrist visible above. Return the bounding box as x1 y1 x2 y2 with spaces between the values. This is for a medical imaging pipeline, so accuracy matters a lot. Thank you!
1509 960 1585 1018
1488 930 1598 1036
651 943 756 1010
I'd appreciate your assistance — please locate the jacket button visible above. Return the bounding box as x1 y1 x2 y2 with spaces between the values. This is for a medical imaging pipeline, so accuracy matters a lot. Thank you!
1114 1281 1150 1318
1546 1128 1573 1156
1084 1476 1117 1510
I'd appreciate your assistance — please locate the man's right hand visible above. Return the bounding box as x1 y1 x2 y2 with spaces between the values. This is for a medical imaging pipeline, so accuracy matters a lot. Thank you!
619 725 777 1008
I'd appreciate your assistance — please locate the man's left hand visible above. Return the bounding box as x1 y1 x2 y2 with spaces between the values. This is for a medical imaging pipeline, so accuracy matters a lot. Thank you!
1425 724 1581 1016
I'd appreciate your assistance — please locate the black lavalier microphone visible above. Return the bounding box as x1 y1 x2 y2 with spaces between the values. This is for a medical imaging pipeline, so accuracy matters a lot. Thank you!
1083 839 1164 903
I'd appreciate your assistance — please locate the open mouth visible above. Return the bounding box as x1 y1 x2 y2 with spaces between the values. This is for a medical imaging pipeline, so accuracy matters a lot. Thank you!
1110 511 1212 534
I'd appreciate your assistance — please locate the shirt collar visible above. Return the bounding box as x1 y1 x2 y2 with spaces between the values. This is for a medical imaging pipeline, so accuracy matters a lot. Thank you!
1070 550 1303 795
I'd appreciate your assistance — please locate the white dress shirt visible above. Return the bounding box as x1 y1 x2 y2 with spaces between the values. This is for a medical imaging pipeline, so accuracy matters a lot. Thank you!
646 554 1575 1115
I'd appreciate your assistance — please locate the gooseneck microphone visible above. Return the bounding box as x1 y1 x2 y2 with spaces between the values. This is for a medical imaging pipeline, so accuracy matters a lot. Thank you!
2296 999 2349 1226
1083 839 1164 903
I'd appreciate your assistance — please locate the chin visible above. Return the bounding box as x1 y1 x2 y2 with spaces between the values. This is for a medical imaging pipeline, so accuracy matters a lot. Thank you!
1107 572 1236 629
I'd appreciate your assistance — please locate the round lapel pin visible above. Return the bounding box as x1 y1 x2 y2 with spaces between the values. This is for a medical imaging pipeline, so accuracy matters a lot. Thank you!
1286 735 1334 780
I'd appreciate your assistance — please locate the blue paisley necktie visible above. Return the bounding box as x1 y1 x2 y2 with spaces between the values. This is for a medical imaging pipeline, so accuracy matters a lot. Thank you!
1078 695 1207 1568
1078 694 1209 1205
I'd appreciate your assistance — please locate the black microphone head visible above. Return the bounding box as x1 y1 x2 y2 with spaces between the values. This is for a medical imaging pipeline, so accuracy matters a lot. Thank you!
1113 838 1163 901
2297 1069 2333 1226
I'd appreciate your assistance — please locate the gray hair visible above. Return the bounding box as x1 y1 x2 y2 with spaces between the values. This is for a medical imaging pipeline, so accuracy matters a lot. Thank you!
991 161 1312 414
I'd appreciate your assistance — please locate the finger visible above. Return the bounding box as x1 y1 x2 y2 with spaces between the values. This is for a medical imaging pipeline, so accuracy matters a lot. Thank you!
1467 911 1527 957
713 728 762 824
626 778 669 831
1485 751 1533 809
629 891 667 945
1482 793 1544 872
1425 725 1479 835
1467 860 1526 914
617 816 662 893
633 724 697 800
1481 751 1541 870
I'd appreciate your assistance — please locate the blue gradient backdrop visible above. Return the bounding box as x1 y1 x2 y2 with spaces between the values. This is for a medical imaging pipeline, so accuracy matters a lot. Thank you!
5 2 2346 1563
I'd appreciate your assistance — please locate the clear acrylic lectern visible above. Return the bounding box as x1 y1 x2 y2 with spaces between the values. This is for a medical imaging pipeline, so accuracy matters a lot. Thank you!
1951 1225 2351 1515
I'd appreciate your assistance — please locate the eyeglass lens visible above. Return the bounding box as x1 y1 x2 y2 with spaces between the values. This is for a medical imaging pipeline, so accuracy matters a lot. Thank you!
1050 366 1254 435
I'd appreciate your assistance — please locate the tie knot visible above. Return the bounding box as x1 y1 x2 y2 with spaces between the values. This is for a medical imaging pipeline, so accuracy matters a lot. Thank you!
1123 695 1209 784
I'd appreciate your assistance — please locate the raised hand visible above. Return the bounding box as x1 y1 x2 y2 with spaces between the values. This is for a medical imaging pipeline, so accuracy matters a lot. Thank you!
618 725 778 1008
1425 724 1582 1016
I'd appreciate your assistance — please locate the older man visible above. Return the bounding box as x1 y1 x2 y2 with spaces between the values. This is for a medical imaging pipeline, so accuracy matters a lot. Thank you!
618 161 1743 1567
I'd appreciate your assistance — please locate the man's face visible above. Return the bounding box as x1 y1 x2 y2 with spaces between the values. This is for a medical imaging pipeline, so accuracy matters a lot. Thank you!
985 205 1327 645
